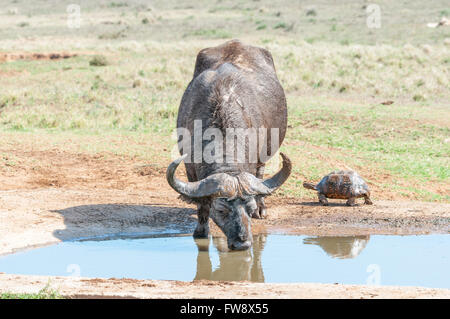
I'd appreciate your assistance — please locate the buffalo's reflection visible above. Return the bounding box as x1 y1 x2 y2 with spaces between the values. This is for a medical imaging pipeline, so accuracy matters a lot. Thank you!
194 235 266 282
193 235 371 282
303 236 370 259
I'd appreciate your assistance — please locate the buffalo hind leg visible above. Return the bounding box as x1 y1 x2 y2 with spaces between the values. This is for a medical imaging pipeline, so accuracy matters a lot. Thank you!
253 165 267 219
193 202 210 238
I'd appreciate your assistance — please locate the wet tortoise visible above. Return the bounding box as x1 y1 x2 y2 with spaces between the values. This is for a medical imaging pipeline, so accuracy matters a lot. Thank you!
303 170 373 206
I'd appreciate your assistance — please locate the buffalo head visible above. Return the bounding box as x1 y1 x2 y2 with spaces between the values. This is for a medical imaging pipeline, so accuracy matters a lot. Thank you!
166 153 291 250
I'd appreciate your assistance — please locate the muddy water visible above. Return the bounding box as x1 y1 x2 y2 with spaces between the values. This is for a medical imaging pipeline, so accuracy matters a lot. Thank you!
0 234 448 288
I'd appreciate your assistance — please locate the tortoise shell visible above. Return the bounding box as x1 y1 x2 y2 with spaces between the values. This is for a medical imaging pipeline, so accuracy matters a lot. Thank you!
316 170 369 199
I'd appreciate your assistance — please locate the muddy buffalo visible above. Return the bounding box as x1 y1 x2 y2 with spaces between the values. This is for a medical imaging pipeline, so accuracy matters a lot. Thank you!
166 40 291 250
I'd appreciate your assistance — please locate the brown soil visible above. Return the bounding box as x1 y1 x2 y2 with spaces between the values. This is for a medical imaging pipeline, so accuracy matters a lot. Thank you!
0 139 449 298
1 274 449 299
0 52 78 62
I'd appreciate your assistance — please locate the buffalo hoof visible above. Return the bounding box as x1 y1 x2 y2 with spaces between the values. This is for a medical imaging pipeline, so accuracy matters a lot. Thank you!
252 197 267 219
251 209 266 219
229 240 252 251
193 224 209 238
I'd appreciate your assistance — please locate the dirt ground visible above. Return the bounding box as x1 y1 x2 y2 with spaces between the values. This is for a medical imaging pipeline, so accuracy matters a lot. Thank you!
0 144 449 298
1 274 449 299
0 52 82 62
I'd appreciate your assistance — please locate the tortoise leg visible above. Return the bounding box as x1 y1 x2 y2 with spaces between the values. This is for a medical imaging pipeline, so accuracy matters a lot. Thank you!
318 193 329 206
364 194 373 205
346 197 357 206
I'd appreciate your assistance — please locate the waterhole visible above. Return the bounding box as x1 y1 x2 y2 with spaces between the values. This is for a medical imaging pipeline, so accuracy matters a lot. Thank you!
0 234 448 288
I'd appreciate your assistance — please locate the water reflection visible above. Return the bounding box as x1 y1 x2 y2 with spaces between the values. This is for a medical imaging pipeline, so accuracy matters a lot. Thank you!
303 236 370 259
194 235 371 282
0 234 447 287
194 235 267 282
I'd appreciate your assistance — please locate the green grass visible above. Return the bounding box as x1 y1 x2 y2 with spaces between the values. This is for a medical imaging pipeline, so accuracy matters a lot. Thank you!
278 97 450 201
1 42 448 132
1 0 449 45
186 28 233 39
0 284 63 299
288 99 449 180
89 55 109 66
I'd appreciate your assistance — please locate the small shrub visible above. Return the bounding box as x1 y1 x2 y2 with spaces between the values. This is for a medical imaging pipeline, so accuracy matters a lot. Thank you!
132 79 142 88
89 55 108 67
306 9 317 16
312 80 324 88
285 23 295 32
98 29 127 39
0 95 17 109
339 85 348 93
416 79 425 87
108 2 128 8
91 75 106 90
413 94 426 102
7 8 18 15
187 29 232 39
274 22 287 29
